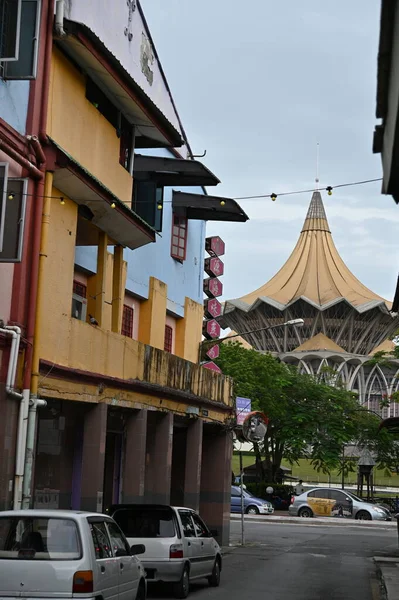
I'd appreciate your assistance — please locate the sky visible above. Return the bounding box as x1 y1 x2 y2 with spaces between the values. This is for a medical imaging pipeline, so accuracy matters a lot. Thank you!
142 0 399 303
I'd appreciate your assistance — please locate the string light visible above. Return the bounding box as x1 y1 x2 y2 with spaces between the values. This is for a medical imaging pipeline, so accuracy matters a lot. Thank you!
111 202 116 209
220 199 226 206
234 178 382 201
8 193 15 200
60 197 65 205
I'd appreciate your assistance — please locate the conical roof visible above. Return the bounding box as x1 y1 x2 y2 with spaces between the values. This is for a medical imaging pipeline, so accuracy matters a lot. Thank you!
239 191 390 309
293 333 345 353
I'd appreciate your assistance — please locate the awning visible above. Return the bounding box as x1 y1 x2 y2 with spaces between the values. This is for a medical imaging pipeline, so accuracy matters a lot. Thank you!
133 155 220 187
48 140 155 250
172 191 249 222
56 21 184 149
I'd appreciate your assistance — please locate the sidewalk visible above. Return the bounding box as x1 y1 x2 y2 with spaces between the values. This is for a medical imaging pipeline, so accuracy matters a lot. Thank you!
230 513 396 528
374 557 399 599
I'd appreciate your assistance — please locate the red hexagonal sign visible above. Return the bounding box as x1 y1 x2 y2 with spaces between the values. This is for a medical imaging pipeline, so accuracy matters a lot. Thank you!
204 298 222 319
203 277 223 298
206 344 220 360
203 361 222 374
204 257 224 278
205 236 225 257
202 319 221 339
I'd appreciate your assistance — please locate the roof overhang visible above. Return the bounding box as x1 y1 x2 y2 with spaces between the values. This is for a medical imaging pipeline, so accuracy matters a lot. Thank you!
134 155 220 187
393 275 399 312
379 417 399 434
56 21 184 149
172 191 249 222
47 140 155 250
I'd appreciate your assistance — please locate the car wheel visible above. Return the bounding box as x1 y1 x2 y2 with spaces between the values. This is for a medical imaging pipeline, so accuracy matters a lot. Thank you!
355 510 372 521
208 558 221 587
246 505 260 514
135 581 146 600
173 566 190 599
298 507 313 518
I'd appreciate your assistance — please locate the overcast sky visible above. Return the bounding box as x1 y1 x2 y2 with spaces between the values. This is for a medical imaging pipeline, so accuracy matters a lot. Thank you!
143 0 399 303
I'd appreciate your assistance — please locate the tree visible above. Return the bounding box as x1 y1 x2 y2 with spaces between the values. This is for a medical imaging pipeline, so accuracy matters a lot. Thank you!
217 342 386 482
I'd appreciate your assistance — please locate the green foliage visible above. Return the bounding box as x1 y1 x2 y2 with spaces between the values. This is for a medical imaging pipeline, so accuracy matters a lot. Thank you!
218 342 398 482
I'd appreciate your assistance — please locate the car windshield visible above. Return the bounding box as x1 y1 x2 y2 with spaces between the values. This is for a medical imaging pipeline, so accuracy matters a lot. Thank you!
113 507 176 538
0 517 81 560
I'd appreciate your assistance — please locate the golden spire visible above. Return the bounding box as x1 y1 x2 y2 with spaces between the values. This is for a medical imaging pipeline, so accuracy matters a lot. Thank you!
239 191 390 309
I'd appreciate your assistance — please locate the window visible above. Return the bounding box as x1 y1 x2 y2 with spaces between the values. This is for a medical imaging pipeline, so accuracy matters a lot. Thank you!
191 513 209 538
231 487 241 498
86 78 134 173
164 325 173 353
178 511 196 538
307 489 330 499
121 304 134 338
71 279 87 322
112 507 176 538
329 490 345 502
0 164 28 262
132 180 163 231
0 516 81 560
105 521 130 557
171 215 187 261
88 520 112 559
1 0 41 79
0 0 21 61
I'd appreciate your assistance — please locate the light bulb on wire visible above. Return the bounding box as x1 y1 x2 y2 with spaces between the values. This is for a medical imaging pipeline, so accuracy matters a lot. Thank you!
326 186 333 196
8 193 15 200
60 197 65 205
111 202 116 209
271 193 277 202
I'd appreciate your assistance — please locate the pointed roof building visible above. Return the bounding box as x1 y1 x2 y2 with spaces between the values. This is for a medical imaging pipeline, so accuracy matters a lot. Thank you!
221 191 399 356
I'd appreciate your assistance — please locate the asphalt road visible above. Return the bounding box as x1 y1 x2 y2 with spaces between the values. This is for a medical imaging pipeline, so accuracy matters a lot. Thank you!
149 520 398 600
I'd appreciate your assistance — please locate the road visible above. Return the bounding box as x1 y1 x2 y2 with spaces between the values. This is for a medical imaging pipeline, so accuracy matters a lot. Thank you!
149 519 398 599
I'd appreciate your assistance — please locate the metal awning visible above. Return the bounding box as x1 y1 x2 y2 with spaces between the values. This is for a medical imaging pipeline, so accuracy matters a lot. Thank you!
56 21 183 149
133 155 220 186
172 191 249 222
48 140 155 250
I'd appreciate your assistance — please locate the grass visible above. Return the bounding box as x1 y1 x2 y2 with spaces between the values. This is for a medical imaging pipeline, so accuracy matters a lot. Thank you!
232 453 399 488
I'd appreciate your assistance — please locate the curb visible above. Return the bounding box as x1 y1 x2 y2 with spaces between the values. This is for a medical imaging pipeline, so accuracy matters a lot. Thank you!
230 514 396 528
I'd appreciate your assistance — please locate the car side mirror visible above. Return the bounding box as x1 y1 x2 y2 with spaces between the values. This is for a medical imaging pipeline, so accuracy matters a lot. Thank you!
131 544 146 555
209 529 218 538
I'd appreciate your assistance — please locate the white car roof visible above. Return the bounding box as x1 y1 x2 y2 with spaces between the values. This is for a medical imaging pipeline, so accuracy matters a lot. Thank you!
0 510 109 519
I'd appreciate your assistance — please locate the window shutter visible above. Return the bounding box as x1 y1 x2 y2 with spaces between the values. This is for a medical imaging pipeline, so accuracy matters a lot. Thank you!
0 0 22 61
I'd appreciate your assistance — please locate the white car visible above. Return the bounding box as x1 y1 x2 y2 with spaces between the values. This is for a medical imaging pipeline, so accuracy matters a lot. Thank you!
109 504 222 599
0 510 146 600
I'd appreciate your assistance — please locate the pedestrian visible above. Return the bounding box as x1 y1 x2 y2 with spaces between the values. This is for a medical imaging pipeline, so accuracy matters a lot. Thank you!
295 479 305 495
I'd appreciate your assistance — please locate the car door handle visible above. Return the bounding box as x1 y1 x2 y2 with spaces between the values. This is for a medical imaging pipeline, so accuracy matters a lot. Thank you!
201 541 204 546
101 566 105 574
120 563 124 570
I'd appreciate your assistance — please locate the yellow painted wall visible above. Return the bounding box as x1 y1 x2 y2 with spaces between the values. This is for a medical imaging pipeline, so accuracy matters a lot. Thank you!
47 48 133 204
175 297 204 363
38 184 231 411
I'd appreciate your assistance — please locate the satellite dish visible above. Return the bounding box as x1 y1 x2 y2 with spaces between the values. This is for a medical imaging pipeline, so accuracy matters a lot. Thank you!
242 411 268 442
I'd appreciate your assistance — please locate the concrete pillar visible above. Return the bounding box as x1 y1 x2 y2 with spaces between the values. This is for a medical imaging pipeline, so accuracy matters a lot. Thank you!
184 419 203 511
138 277 167 349
80 403 107 512
145 412 173 504
200 426 232 547
94 232 108 327
122 409 147 503
111 245 124 334
175 297 203 363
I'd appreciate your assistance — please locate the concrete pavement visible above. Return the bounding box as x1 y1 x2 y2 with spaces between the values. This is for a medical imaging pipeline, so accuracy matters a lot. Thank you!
230 512 396 529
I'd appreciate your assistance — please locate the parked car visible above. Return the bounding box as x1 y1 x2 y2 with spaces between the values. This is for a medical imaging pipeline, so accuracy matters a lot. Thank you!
0 510 146 600
289 487 392 521
109 504 222 599
231 485 274 515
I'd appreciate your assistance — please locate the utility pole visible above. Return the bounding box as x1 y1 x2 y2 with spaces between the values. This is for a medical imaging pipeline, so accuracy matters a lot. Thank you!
240 451 245 546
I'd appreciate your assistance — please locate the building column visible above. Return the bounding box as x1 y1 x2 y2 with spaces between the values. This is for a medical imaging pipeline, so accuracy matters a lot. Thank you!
94 232 108 328
80 403 107 512
184 419 203 511
122 409 147 503
111 245 124 334
200 426 232 547
138 277 167 349
175 297 203 363
145 412 173 504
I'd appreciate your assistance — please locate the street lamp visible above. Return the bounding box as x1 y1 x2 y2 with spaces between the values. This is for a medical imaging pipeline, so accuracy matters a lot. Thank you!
201 318 305 347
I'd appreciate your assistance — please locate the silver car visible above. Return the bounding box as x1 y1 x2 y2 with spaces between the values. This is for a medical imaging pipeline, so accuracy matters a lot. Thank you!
110 504 222 599
289 487 392 521
0 510 146 600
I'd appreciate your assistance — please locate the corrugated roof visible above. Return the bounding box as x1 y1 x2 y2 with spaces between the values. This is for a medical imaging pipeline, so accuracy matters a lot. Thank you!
238 191 391 310
369 339 396 355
